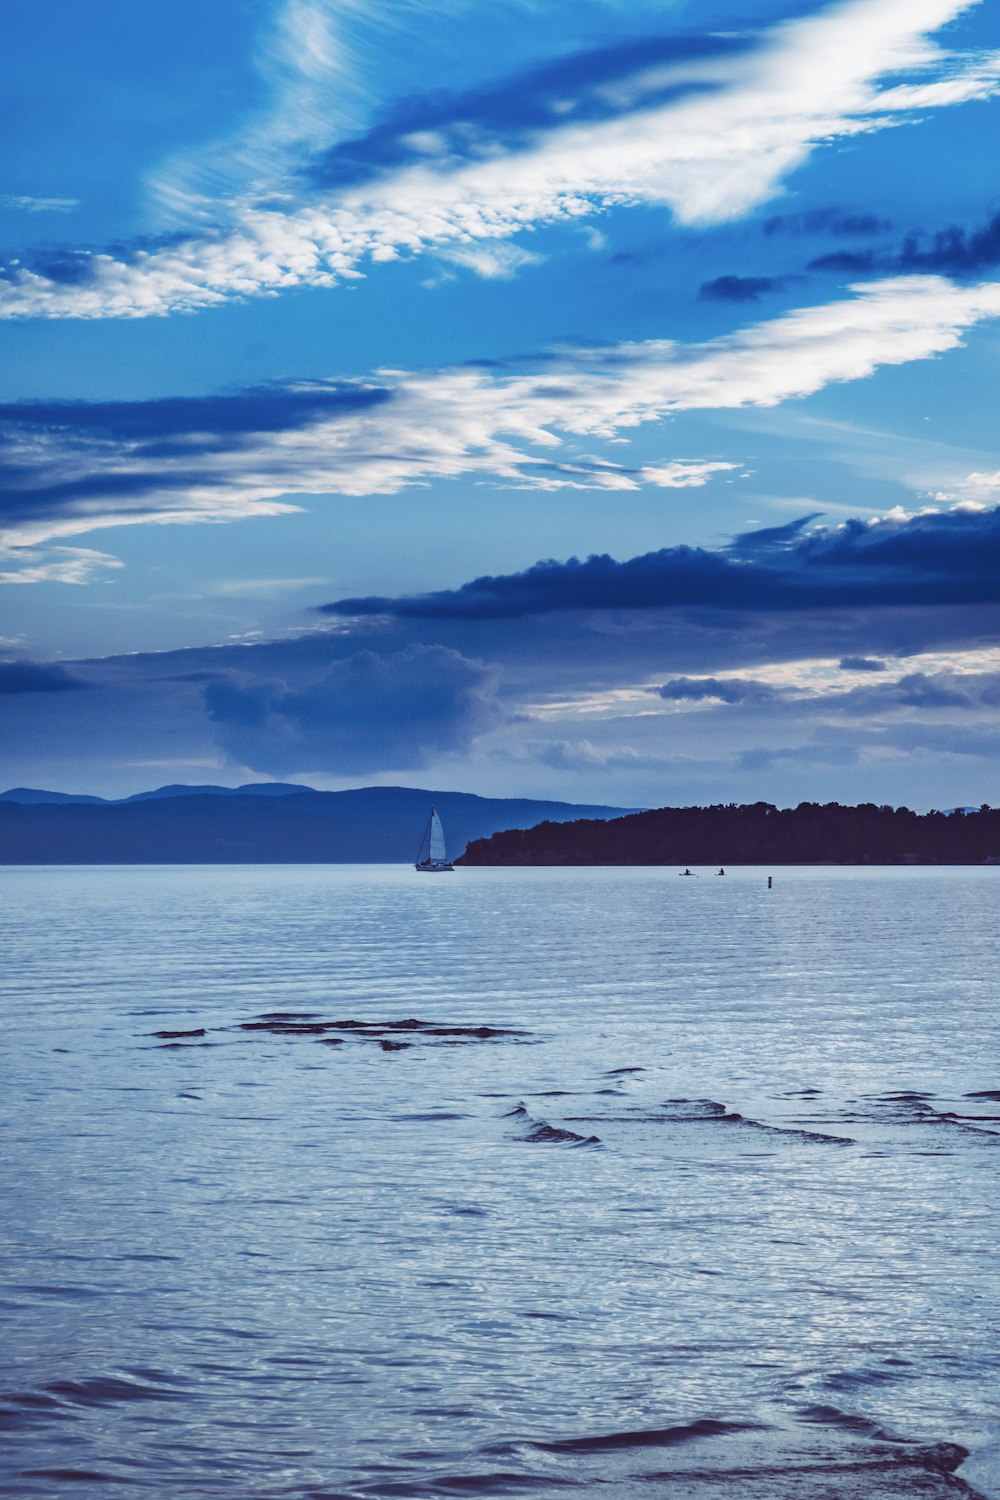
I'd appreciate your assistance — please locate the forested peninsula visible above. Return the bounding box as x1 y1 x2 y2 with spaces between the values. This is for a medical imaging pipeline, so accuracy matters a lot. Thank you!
458 802 1000 866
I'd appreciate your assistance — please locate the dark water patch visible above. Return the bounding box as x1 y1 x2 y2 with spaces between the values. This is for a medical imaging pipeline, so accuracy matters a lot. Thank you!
239 1020 342 1034
859 1094 1000 1139
565 1097 729 1122
606 1066 644 1075
406 1022 524 1041
393 1112 468 1121
966 1089 1000 1100
719 1114 854 1145
359 1474 578 1496
524 1122 601 1146
797 1404 901 1437
639 1450 973 1497
504 1103 601 1146
506 1417 977 1500
823 1366 914 1393
155 1040 216 1049
564 1100 853 1144
44 1374 190 1407
18 1468 130 1484
1 1371 190 1432
527 1417 764 1452
256 1011 320 1021
13 1283 105 1299
913 1443 972 1475
0 1390 65 1431
667 1098 730 1115
234 1016 529 1047
150 1027 206 1039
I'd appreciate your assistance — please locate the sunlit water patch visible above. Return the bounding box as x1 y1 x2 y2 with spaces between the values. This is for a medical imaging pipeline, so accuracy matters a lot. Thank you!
1 865 998 1498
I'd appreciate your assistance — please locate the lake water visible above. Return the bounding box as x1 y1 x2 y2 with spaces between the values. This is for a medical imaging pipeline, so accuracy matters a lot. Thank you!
2 865 999 1500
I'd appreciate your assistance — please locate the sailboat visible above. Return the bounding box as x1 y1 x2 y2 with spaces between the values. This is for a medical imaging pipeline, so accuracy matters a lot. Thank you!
415 807 454 872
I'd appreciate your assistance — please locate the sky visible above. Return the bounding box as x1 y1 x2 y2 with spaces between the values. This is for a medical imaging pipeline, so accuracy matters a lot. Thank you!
3 0 1000 807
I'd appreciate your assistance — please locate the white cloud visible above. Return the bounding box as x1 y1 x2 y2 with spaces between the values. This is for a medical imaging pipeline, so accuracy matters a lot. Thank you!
639 462 739 488
932 469 1000 504
5 275 1000 560
0 0 993 319
150 0 371 221
1 196 80 214
438 241 543 279
0 546 124 585
518 737 672 771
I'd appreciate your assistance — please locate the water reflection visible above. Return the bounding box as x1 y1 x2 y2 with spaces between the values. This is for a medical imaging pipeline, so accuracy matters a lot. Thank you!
1 866 998 1498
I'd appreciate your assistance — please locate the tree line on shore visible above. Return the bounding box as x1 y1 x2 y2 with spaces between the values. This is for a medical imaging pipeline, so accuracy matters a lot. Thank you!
458 801 1000 865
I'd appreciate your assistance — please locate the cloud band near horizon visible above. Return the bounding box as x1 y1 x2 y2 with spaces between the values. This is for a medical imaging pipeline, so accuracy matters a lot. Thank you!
4 274 1000 565
320 503 1000 619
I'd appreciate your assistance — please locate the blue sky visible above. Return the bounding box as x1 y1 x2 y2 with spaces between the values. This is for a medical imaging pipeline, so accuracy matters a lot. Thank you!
3 0 1000 806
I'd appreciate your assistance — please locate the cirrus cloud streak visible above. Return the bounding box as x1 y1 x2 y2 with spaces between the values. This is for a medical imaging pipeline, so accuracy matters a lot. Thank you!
0 0 995 320
4 275 1000 557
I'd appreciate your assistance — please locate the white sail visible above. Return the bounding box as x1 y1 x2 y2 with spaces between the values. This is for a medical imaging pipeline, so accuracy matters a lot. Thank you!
428 809 447 863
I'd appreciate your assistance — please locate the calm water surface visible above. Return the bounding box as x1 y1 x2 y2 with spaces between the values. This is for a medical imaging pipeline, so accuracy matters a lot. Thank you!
1 866 998 1499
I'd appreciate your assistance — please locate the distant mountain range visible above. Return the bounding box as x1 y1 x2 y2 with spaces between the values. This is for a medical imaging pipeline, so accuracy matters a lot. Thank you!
0 784 635 864
1 782 323 806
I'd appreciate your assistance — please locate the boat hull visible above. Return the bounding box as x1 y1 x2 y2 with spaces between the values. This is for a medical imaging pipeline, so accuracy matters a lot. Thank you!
415 860 454 872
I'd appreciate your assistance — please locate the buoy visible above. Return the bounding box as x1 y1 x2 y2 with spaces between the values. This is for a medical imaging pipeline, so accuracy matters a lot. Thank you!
768 875 773 889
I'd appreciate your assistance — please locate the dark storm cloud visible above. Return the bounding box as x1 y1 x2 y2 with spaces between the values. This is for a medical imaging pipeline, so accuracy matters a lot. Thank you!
613 209 889 271
761 209 892 238
204 644 504 775
657 676 784 704
695 210 893 298
828 670 1000 715
808 211 1000 278
0 381 393 525
320 505 1000 621
657 668 1000 722
0 660 89 694
698 275 787 302
307 34 748 191
0 385 390 443
5 469 222 517
839 656 886 671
